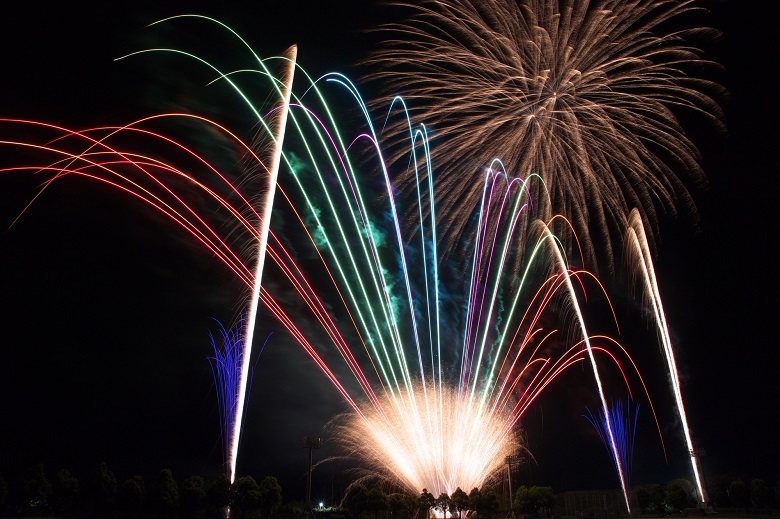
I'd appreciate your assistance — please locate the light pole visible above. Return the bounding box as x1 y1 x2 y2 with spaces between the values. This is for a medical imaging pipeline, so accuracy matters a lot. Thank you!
506 455 521 517
304 437 322 507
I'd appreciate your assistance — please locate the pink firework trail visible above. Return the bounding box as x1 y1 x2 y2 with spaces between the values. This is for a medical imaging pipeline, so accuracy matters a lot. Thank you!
0 109 659 503
0 18 685 505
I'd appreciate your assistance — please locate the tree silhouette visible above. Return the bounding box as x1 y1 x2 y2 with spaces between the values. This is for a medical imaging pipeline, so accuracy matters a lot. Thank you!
365 483 389 519
207 473 231 516
232 475 261 518
728 480 750 512
117 475 145 516
750 479 770 510
149 468 179 517
92 461 117 516
468 487 480 513
22 464 51 512
634 483 664 514
180 475 207 518
451 488 469 519
388 492 410 519
435 493 452 518
664 480 690 512
418 488 435 518
51 468 79 515
343 483 369 518
475 486 498 519
514 486 555 517
258 476 283 519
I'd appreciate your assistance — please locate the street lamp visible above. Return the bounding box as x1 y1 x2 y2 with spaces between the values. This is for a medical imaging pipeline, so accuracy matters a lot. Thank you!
304 437 322 507
506 455 521 517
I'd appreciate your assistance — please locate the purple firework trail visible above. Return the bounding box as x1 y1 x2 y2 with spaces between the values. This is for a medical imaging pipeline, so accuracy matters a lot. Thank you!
584 397 640 492
209 314 272 474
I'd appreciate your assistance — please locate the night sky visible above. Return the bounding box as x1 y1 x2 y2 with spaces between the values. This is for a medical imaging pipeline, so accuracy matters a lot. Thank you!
1 0 777 505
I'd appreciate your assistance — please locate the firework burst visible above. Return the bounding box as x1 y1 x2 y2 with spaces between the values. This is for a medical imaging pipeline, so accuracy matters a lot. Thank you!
365 0 725 271
1 17 676 504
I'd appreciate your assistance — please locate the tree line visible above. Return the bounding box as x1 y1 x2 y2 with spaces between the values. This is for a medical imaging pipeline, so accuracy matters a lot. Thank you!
635 476 779 514
341 483 555 519
340 476 780 519
2 462 777 518
0 462 282 518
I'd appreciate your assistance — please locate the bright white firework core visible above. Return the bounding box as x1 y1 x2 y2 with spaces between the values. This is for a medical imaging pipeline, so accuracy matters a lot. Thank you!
336 383 517 496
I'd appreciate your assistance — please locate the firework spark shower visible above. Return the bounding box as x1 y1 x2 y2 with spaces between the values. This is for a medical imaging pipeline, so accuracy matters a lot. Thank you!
0 0 762 505
0 16 667 503
365 0 726 272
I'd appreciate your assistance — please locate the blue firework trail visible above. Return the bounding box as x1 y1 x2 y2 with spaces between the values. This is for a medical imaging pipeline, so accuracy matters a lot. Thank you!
584 397 640 491
208 314 271 473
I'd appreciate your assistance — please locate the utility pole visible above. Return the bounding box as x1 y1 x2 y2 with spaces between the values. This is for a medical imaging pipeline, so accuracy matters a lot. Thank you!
506 455 521 517
304 437 322 507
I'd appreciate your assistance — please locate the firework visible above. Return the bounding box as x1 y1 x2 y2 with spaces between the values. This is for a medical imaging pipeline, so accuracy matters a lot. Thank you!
365 0 725 271
584 397 640 493
236 43 297 486
0 107 647 502
626 209 708 506
209 315 274 475
1 18 667 502
209 315 248 470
